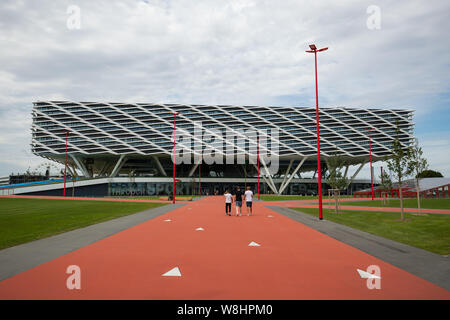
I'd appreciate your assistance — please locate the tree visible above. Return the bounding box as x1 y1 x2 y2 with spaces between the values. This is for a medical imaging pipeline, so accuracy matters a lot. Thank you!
417 170 443 178
378 169 393 205
407 139 428 215
385 124 412 221
326 152 348 213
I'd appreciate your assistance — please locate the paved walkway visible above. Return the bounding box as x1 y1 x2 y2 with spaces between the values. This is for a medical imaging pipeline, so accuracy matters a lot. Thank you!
0 196 448 299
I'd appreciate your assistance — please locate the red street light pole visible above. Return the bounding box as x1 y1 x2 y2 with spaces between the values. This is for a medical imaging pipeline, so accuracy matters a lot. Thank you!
257 135 260 200
368 128 374 200
306 44 328 220
198 161 201 196
244 156 247 191
64 131 70 197
170 112 179 204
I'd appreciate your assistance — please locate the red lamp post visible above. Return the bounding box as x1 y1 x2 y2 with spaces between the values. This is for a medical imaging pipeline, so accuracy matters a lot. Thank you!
198 160 201 197
368 128 374 200
170 112 179 204
257 135 260 200
64 131 70 197
306 44 328 220
244 156 247 191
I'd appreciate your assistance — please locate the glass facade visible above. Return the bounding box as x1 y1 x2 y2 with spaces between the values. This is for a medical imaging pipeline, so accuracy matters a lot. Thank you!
108 181 371 196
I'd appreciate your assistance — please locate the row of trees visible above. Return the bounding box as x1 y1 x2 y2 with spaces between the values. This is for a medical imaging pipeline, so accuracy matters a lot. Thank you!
327 125 431 220
386 135 428 219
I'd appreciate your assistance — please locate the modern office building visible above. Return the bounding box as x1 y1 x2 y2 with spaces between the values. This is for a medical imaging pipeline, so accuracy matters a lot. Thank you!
28 101 414 196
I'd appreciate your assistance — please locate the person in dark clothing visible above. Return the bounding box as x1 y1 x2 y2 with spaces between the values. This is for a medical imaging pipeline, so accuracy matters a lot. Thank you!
233 186 244 216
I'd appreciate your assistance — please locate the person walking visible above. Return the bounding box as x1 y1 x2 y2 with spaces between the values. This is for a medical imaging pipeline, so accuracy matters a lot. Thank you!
234 186 244 216
244 186 254 216
224 189 233 216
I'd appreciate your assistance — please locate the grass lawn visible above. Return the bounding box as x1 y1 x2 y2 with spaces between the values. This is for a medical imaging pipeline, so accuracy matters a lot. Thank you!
0 198 166 250
344 198 450 210
292 207 450 255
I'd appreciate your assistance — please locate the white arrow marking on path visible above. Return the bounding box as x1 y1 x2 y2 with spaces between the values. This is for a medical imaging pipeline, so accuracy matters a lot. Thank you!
164 219 172 222
162 267 181 277
248 241 261 247
357 269 381 279
196 227 204 231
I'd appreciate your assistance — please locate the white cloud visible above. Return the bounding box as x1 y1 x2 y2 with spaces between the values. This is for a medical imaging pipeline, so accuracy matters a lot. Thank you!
419 132 450 176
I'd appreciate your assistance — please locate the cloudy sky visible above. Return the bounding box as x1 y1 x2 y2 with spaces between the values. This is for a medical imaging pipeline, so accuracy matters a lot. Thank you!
0 0 449 179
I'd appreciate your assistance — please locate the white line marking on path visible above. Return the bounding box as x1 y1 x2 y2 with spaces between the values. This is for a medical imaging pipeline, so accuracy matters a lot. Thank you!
162 267 182 277
357 269 381 279
164 219 172 222
196 227 204 231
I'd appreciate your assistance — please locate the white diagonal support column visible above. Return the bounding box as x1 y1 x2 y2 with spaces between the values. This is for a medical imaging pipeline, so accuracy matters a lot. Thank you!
188 163 199 177
262 175 278 194
344 165 349 179
66 165 75 177
278 157 308 194
152 156 167 177
70 165 79 177
259 156 278 194
252 164 278 195
280 159 294 191
70 154 90 178
253 165 278 194
346 160 367 188
98 161 110 177
110 155 126 178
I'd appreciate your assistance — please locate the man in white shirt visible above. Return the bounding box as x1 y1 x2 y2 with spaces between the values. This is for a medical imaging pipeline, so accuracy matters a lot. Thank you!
224 189 233 216
244 186 253 216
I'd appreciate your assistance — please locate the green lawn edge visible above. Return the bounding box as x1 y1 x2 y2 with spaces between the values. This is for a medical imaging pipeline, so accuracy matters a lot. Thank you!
291 207 450 255
341 198 450 210
0 198 166 250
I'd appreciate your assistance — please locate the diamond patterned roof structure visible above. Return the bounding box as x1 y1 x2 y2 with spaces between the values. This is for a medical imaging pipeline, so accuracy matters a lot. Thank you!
32 101 414 165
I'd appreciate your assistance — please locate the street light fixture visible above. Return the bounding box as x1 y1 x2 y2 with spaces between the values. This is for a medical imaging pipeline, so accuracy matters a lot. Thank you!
169 112 179 204
306 43 328 220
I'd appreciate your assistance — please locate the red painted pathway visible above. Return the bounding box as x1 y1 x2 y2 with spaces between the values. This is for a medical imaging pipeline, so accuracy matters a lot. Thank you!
0 196 448 299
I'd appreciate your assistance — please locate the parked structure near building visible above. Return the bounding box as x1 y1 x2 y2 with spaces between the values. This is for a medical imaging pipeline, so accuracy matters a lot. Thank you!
353 177 450 198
